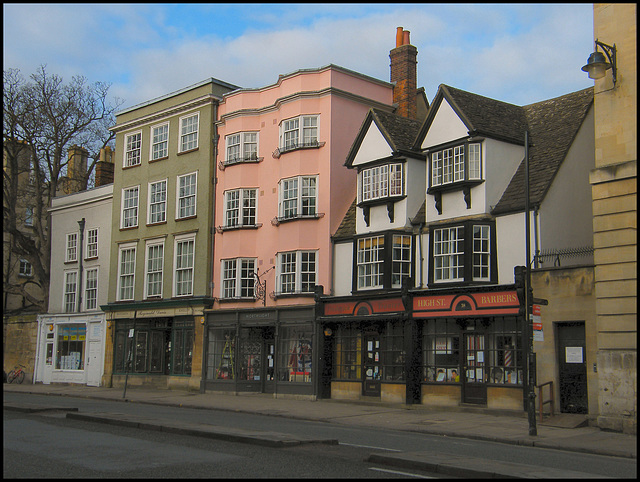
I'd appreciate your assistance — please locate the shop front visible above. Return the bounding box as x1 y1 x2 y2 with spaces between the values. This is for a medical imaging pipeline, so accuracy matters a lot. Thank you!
316 295 415 404
204 306 316 399
103 299 208 390
413 288 525 411
34 312 106 386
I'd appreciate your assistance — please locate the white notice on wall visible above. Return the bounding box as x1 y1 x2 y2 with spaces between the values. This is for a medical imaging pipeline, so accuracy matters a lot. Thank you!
565 347 583 363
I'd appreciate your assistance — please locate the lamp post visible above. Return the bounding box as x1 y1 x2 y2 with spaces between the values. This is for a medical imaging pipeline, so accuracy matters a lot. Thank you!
524 131 537 436
77 218 85 313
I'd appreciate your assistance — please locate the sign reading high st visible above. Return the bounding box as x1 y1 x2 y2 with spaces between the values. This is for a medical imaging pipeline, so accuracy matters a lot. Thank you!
413 291 520 318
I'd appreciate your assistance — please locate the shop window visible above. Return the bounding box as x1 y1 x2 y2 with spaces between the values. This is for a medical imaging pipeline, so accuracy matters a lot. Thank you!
422 319 460 382
381 322 405 381
239 329 262 381
485 317 522 385
112 319 193 375
173 321 194 375
207 328 236 380
278 325 312 383
56 324 86 370
333 324 362 380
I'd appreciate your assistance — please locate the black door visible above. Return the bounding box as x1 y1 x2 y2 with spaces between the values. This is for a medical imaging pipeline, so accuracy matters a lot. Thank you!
557 322 588 413
462 332 487 404
362 331 381 397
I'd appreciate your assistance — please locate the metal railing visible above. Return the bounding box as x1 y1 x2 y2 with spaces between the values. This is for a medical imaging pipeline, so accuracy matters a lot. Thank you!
536 381 554 422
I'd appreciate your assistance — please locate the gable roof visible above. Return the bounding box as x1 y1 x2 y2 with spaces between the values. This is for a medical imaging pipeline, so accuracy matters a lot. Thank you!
414 84 528 148
492 87 593 214
345 108 423 168
332 197 357 240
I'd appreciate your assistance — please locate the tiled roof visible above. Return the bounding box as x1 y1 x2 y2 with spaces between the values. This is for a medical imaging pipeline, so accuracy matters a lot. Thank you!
442 85 528 145
492 87 593 214
370 108 423 153
332 197 357 239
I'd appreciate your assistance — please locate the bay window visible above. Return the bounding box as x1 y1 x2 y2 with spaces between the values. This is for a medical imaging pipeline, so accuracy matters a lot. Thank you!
224 188 257 228
360 163 403 202
226 132 259 164
221 258 256 299
279 115 319 152
278 176 317 220
430 142 482 187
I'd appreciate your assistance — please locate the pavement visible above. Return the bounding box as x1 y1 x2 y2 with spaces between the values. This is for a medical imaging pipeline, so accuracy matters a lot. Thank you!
4 382 637 478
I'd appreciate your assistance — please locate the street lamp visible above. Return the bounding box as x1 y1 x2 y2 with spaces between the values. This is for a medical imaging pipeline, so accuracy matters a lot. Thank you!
582 40 617 85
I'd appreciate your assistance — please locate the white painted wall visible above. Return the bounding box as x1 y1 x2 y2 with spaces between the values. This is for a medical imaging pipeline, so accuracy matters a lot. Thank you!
333 241 353 296
420 100 468 149
495 211 535 284
537 107 595 266
484 138 524 211
351 122 393 167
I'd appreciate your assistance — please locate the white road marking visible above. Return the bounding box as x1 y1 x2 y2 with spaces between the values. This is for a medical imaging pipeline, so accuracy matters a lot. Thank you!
369 467 436 478
339 442 402 452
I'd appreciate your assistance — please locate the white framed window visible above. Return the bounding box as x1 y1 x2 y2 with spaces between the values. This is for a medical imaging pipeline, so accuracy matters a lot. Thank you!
473 225 491 281
360 163 403 202
124 131 142 167
86 228 98 259
453 145 465 182
176 172 197 219
468 143 481 180
224 188 257 228
392 234 412 288
225 132 258 163
174 234 195 297
84 267 98 311
433 226 464 282
151 123 169 161
278 175 317 219
280 115 319 151
121 186 139 228
117 243 136 301
276 250 317 295
221 258 256 299
144 239 164 298
66 232 78 262
63 270 78 312
431 143 482 187
179 112 199 152
19 259 32 277
357 236 384 289
148 179 167 224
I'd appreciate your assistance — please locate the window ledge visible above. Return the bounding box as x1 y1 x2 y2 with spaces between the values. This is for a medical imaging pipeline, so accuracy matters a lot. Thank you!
272 213 324 226
149 156 169 163
272 141 325 159
219 157 263 170
177 147 199 156
272 291 316 300
216 223 262 233
217 297 258 303
427 179 483 194
357 195 405 208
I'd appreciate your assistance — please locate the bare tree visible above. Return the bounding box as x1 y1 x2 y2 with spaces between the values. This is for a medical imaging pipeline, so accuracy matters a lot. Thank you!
3 65 123 312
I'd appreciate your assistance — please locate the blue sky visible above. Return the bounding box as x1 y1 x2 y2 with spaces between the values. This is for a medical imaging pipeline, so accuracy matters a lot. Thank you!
3 4 595 111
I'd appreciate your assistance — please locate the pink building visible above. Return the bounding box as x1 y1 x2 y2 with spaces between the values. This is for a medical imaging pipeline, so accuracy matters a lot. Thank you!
204 64 396 397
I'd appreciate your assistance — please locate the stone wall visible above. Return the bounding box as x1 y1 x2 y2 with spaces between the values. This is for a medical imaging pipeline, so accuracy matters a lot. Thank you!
3 313 39 383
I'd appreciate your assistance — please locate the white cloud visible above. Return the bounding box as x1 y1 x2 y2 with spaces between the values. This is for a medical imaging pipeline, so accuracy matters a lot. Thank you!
3 3 594 110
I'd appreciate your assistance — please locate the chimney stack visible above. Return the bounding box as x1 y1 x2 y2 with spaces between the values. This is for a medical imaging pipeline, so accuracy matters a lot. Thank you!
390 27 418 120
95 146 114 186
63 145 88 194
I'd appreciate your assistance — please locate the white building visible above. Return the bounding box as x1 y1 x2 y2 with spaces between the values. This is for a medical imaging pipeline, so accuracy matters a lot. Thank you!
35 183 113 386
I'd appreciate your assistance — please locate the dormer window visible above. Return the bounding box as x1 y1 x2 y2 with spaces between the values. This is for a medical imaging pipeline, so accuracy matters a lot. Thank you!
359 163 403 203
430 142 482 188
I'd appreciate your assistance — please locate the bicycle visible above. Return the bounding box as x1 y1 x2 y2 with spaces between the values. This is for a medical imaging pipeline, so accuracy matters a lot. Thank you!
7 364 26 384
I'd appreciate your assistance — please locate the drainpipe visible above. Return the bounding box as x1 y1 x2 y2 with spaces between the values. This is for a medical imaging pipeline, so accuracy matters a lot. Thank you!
533 206 540 269
418 222 425 288
77 218 85 312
